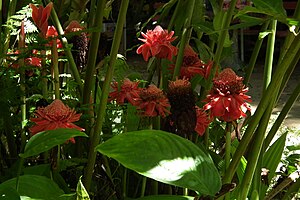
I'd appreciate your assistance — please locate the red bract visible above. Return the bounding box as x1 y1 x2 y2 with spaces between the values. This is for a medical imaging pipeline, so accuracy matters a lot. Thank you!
136 25 178 61
195 106 210 136
46 26 63 48
29 99 84 143
109 78 141 105
30 2 53 37
204 68 251 122
138 85 171 118
7 50 42 69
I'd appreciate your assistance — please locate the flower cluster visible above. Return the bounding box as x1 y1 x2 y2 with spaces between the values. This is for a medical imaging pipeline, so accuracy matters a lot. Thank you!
30 99 84 143
204 68 251 122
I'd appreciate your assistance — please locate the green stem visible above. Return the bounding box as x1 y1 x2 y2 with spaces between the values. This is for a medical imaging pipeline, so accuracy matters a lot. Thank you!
40 50 48 98
123 168 127 198
52 39 60 99
49 2 83 94
167 0 182 31
244 21 270 85
82 0 106 106
238 104 273 199
172 0 195 80
263 20 277 94
87 0 97 28
140 176 147 197
223 34 300 184
2 0 17 55
83 0 129 190
208 0 238 88
16 157 24 191
224 123 231 200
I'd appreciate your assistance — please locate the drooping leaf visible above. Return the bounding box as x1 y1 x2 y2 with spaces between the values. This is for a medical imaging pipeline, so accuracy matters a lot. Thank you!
96 130 221 196
0 175 64 200
76 176 90 200
252 0 286 18
20 128 88 158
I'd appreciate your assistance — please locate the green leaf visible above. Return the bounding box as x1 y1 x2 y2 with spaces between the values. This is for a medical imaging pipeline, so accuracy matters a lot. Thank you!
20 129 88 158
252 0 286 17
287 144 300 151
96 130 221 196
76 176 90 200
263 132 287 179
259 31 272 40
135 195 194 200
0 186 20 200
0 175 64 200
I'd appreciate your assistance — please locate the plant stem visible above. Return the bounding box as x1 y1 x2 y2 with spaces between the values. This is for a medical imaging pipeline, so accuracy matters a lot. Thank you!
83 0 129 190
223 34 300 185
208 0 238 89
244 21 270 85
52 39 60 99
140 176 147 197
172 0 195 80
224 123 232 200
40 50 48 98
82 0 106 106
167 0 182 31
263 20 277 94
49 2 83 94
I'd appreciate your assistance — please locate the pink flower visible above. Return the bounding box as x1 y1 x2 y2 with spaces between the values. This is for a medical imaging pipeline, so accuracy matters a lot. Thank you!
109 78 141 105
136 25 178 61
29 99 84 143
204 68 251 122
138 85 171 118
195 106 210 136
30 3 53 37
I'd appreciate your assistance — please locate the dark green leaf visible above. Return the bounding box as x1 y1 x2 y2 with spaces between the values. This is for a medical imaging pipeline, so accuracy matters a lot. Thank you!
20 129 88 158
252 0 286 17
287 144 300 151
0 175 64 200
0 186 20 200
135 195 194 200
76 176 90 200
96 130 221 196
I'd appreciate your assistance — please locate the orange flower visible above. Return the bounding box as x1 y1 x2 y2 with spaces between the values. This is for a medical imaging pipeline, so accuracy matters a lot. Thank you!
138 85 170 118
109 78 141 105
204 68 251 122
195 106 210 136
29 99 84 143
30 3 53 37
136 25 178 61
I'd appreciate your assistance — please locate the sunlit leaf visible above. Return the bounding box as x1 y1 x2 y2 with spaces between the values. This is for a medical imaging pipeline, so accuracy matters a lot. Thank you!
0 175 64 200
20 128 88 158
76 176 90 200
96 130 221 196
259 31 272 40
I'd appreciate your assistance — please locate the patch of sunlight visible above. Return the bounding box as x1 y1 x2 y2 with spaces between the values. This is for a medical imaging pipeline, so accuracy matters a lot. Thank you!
145 156 201 182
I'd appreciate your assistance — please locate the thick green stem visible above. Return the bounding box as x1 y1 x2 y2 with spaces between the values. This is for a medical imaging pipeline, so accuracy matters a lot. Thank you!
82 0 106 106
167 0 182 31
140 176 147 197
224 124 232 200
40 50 48 98
172 0 195 80
52 39 60 99
238 103 273 199
244 21 269 85
83 0 129 190
49 3 83 94
263 20 277 94
208 0 238 88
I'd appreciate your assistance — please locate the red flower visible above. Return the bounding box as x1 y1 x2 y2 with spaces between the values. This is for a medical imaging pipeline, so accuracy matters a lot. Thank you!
29 99 84 143
171 45 212 79
195 106 210 136
30 3 53 37
46 26 63 48
136 25 178 61
204 68 251 122
109 78 141 105
7 50 42 69
138 85 171 118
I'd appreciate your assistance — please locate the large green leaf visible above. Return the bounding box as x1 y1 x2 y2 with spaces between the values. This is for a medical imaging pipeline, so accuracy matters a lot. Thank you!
0 186 20 200
134 195 194 200
96 130 221 196
0 175 64 200
20 129 88 158
252 0 286 17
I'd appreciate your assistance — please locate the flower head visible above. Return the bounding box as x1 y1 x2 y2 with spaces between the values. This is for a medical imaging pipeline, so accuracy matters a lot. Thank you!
136 25 178 61
29 99 84 143
109 78 141 105
204 68 251 122
171 45 212 79
138 85 170 118
30 3 53 37
46 26 63 48
195 106 210 136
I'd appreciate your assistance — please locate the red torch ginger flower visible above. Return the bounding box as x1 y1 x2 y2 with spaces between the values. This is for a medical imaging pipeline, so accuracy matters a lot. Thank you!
30 2 53 37
136 25 178 61
29 99 84 143
195 106 211 136
109 78 141 106
138 85 171 118
204 68 251 122
46 26 63 48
